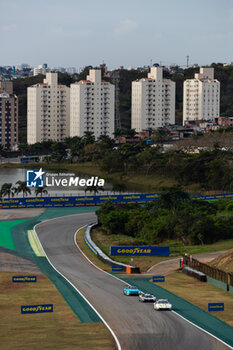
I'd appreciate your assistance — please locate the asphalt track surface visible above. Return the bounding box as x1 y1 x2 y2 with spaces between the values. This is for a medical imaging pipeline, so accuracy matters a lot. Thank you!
35 212 231 350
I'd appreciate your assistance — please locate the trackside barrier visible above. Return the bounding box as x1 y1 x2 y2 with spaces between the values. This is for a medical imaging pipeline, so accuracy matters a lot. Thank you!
84 224 140 273
183 255 233 289
1 192 233 209
182 267 207 282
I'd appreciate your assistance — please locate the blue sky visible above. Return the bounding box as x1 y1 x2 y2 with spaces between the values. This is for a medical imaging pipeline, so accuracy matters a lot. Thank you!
0 0 232 69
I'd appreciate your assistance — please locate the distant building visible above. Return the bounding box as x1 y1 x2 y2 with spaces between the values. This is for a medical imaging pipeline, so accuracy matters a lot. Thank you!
218 116 233 127
66 67 77 75
33 64 50 76
70 69 115 139
16 63 29 71
183 67 220 124
0 81 18 150
27 73 70 144
131 66 175 131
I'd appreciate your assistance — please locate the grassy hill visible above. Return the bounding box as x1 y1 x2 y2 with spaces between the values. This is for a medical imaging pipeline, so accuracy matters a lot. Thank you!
209 248 233 273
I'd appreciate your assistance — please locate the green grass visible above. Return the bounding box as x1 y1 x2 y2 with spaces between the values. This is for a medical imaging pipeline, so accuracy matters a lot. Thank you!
0 272 115 350
154 271 233 327
167 239 233 255
91 227 174 272
0 161 226 195
76 228 113 272
91 227 233 272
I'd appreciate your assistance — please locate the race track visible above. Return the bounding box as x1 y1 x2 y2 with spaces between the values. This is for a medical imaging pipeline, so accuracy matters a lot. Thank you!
35 212 231 350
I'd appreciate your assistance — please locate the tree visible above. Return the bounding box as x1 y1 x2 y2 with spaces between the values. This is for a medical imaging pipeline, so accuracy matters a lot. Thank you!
126 129 136 138
0 183 15 198
51 142 67 162
0 144 5 158
158 187 189 211
34 186 48 197
14 181 31 198
82 131 95 145
113 128 124 140
85 185 101 195
151 129 168 144
112 183 127 193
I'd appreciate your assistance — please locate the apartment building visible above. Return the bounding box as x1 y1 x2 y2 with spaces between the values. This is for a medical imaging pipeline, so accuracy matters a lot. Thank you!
0 81 18 150
183 67 220 124
131 67 175 132
33 64 50 76
27 73 70 144
70 69 115 139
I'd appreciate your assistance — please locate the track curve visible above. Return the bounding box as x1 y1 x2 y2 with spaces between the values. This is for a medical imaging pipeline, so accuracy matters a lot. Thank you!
35 212 231 350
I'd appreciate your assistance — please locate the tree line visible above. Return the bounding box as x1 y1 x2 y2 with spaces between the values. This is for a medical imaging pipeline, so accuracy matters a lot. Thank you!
96 187 233 246
15 131 233 192
0 181 47 198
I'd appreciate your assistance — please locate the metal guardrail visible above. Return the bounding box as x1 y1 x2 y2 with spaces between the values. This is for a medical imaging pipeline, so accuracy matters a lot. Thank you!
84 224 135 272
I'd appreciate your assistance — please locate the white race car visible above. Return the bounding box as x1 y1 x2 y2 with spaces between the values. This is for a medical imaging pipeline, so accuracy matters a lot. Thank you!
139 293 156 302
154 299 172 311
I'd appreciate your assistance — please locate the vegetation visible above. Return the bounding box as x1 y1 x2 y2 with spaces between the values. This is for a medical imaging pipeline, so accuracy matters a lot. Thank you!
15 130 233 193
96 188 233 246
0 272 114 350
0 181 48 198
14 180 31 197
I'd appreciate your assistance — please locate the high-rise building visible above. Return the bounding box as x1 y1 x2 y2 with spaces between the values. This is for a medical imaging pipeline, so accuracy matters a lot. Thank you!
131 67 175 131
0 81 18 150
33 64 50 76
66 67 77 75
27 73 70 144
183 67 220 123
70 69 115 139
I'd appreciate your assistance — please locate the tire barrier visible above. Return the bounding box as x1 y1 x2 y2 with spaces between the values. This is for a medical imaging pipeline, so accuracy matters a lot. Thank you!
84 224 140 273
182 266 207 282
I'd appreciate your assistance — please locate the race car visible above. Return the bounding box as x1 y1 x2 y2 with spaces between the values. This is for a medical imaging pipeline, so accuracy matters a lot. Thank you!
139 293 156 302
123 285 141 296
153 299 172 310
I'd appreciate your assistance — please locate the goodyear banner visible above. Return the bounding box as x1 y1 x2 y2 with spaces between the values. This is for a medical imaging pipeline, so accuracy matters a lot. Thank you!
21 304 53 314
153 276 165 282
208 303 224 311
110 246 169 256
112 266 123 272
0 192 233 209
12 276 37 283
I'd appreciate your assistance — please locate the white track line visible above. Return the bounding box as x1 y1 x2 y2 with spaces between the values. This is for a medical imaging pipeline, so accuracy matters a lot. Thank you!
172 311 233 350
33 222 121 350
74 226 233 350
33 213 233 350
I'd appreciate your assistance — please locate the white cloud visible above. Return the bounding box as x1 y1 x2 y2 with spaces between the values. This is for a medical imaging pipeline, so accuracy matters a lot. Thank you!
113 19 138 36
50 26 91 38
216 32 233 39
1 24 17 32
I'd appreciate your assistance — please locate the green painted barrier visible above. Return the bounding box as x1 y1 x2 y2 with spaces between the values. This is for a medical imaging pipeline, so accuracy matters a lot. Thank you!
10 211 101 323
0 220 28 251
